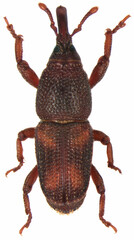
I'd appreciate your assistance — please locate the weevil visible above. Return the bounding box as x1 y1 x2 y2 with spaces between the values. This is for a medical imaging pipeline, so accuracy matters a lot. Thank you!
4 2 130 234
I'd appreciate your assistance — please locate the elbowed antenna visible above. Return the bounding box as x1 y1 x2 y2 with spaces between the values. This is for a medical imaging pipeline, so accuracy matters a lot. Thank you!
39 3 98 37
71 6 98 36
39 3 57 35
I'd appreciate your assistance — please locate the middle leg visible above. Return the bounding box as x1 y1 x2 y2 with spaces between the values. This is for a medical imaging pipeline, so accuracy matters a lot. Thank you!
93 130 121 173
6 128 35 176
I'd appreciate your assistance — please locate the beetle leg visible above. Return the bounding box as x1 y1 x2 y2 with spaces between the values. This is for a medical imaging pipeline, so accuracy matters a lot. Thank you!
89 15 130 89
93 130 121 173
6 128 35 176
91 164 117 233
19 165 38 235
4 17 39 88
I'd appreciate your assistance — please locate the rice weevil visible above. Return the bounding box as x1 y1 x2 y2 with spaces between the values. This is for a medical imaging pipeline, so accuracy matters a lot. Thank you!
4 3 130 234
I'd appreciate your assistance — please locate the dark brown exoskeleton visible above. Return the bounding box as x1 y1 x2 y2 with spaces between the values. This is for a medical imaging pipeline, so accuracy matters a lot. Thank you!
4 3 130 234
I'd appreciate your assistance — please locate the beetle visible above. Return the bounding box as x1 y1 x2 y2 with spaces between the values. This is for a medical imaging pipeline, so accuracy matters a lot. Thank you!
4 2 130 234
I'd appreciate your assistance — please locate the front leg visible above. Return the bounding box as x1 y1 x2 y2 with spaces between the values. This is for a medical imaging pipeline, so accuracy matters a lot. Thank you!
6 128 35 176
4 17 39 88
89 15 130 89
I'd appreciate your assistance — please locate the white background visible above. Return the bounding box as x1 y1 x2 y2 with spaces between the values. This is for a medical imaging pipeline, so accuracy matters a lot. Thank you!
0 0 134 239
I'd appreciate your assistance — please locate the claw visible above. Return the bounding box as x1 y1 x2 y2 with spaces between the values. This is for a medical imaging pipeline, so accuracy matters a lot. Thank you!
108 163 122 174
100 216 117 233
5 169 13 177
5 162 24 177
112 15 131 34
4 16 20 39
19 213 32 235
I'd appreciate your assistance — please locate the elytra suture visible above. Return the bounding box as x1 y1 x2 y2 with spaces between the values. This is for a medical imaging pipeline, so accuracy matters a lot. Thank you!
4 2 130 234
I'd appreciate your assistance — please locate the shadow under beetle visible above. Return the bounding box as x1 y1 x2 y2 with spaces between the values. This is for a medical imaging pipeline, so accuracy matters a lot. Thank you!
4 2 130 234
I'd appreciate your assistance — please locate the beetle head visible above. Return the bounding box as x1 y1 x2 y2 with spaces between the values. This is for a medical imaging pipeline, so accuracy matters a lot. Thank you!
50 6 81 62
39 3 98 62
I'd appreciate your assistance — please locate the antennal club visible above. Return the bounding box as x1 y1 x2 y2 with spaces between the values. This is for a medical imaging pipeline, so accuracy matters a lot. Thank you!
39 3 57 35
71 7 98 36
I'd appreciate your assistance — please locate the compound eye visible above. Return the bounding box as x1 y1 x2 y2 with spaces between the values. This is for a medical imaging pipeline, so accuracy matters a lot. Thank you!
70 44 76 52
54 45 61 53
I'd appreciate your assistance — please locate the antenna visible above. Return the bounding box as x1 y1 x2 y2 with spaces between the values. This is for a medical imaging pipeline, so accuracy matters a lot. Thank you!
71 7 98 36
39 3 57 35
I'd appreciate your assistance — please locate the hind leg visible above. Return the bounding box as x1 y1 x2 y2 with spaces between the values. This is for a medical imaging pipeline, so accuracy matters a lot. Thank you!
19 165 38 235
91 164 117 232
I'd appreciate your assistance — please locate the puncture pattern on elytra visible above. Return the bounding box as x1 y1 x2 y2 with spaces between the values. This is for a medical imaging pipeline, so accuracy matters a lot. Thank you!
35 121 93 213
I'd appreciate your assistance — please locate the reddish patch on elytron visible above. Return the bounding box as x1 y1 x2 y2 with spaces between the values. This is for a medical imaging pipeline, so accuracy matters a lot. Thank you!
70 125 90 149
37 128 56 149
44 165 60 191
68 164 84 190
44 163 84 192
